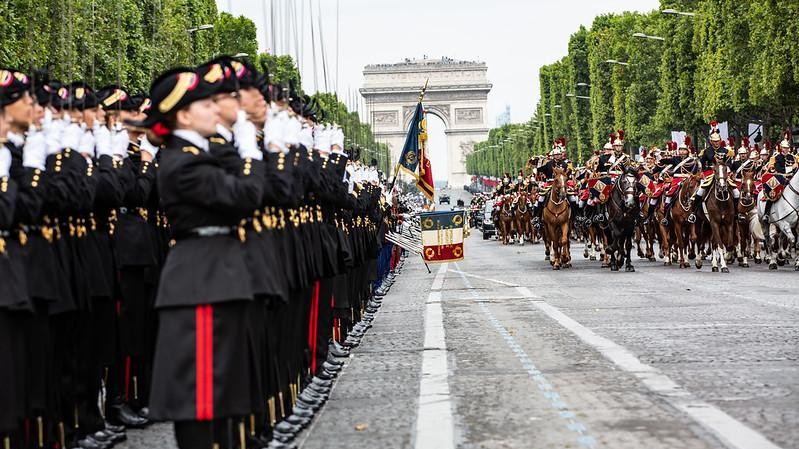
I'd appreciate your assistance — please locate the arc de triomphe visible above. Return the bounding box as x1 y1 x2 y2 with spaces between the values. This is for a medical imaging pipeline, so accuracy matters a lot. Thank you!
360 58 492 188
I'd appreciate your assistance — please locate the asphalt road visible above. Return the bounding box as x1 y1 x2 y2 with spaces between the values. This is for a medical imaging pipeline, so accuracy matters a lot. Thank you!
124 188 798 449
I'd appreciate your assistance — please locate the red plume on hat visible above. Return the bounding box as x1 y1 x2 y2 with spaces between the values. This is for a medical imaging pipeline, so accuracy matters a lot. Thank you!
765 139 772 150
784 129 791 140
684 135 691 147
741 136 749 148
710 120 718 129
727 136 735 147
617 129 625 141
560 136 567 147
671 141 678 152
609 132 616 142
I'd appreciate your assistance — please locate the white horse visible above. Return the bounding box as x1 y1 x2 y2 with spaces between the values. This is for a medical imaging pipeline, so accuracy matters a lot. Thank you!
757 173 799 270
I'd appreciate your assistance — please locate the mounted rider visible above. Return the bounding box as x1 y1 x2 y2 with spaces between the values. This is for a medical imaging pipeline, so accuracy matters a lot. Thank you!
532 137 575 227
659 137 701 225
587 130 630 222
762 130 795 222
687 121 741 223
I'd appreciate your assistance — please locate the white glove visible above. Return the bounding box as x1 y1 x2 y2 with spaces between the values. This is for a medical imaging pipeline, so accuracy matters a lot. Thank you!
140 135 159 159
283 116 302 147
312 125 325 150
41 108 54 132
112 129 130 159
61 122 83 151
232 110 262 161
93 123 114 158
331 127 345 152
78 129 96 157
44 116 65 156
0 146 12 177
264 115 285 154
22 125 47 170
316 126 332 154
299 125 314 150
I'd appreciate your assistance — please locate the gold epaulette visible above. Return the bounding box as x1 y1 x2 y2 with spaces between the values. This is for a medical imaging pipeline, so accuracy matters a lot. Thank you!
209 137 226 145
182 146 200 156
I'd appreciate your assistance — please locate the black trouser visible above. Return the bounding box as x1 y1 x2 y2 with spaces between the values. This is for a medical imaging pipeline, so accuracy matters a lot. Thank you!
174 419 243 449
315 278 335 370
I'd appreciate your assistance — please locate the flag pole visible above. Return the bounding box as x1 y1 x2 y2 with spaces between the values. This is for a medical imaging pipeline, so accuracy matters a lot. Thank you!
390 79 430 191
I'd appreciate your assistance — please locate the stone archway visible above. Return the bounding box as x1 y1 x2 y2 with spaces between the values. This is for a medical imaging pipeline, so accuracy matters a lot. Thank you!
360 57 492 187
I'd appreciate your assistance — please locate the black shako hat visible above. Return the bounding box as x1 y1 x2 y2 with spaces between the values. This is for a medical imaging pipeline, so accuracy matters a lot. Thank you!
124 67 216 135
0 68 32 107
196 55 239 95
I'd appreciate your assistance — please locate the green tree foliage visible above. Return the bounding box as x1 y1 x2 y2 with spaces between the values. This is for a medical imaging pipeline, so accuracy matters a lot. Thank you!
467 0 799 177
216 12 258 58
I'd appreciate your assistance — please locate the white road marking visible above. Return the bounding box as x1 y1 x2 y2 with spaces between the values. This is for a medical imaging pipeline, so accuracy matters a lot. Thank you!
450 268 784 449
447 268 519 287
414 263 455 449
454 264 597 448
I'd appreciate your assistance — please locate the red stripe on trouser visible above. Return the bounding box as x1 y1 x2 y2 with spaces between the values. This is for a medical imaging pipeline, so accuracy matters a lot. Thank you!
196 305 214 421
124 356 131 402
308 281 320 373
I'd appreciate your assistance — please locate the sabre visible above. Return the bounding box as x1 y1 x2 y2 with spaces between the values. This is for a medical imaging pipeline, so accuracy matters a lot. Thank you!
735 159 752 176
669 156 695 175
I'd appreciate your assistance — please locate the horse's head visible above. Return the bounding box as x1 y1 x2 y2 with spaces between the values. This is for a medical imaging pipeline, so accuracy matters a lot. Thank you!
714 163 729 194
740 170 755 204
619 172 637 209
552 167 567 202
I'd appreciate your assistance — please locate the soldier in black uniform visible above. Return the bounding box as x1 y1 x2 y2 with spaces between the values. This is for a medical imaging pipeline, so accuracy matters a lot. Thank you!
687 123 740 222
95 85 156 428
128 67 266 449
763 131 792 222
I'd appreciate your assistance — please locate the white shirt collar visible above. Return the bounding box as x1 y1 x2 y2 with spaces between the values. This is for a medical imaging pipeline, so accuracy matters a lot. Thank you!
216 124 233 143
173 129 210 152
7 131 24 147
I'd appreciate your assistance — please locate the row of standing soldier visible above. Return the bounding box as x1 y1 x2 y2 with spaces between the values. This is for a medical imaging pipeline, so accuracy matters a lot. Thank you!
0 55 400 449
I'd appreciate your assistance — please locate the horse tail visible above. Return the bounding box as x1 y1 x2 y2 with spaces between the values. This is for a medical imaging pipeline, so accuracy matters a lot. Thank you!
749 212 765 240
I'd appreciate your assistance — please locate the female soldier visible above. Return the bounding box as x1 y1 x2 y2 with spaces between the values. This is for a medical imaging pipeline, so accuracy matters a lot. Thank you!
128 67 265 449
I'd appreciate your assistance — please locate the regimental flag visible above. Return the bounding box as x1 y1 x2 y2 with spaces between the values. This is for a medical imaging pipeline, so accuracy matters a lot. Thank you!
420 210 465 263
397 101 434 200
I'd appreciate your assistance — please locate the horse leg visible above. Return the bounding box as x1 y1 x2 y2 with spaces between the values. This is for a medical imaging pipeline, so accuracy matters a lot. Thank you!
561 224 571 268
625 234 635 272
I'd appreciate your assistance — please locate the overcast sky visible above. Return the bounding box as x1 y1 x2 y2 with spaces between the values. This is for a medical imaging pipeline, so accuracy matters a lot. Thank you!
218 0 659 182
219 0 659 124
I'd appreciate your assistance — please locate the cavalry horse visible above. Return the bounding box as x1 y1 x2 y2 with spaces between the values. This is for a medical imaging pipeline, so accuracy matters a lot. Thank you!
513 191 534 245
497 196 516 245
542 167 572 269
696 163 736 272
657 173 700 268
603 167 639 272
736 169 764 267
757 170 799 270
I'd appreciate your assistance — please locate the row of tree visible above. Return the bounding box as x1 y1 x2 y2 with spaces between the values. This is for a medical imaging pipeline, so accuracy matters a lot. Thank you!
467 0 799 178
0 1 388 169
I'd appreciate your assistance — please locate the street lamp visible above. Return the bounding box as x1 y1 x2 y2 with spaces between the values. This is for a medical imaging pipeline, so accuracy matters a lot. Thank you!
187 24 214 32
566 93 591 100
661 8 696 17
187 24 214 63
632 32 665 41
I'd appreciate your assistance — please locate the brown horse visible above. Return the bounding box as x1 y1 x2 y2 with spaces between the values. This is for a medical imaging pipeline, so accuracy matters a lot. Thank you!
498 196 515 245
697 163 736 272
543 167 571 269
659 173 700 268
513 191 533 245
